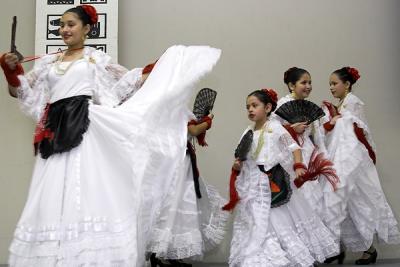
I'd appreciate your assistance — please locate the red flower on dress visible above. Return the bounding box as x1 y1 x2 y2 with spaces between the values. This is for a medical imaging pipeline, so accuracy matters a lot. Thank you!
347 67 360 82
262 88 278 104
80 5 98 25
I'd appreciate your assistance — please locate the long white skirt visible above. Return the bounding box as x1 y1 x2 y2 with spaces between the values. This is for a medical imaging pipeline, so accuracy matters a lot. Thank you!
324 116 400 251
147 154 228 260
8 45 221 267
229 160 339 267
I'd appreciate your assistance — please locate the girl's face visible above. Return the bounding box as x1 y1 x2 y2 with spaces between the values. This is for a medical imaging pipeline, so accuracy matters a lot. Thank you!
59 12 90 47
289 73 312 99
246 95 272 123
329 73 350 99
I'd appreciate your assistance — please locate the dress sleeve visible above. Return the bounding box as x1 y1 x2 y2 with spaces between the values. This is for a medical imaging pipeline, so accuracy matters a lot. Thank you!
89 49 143 106
16 55 55 122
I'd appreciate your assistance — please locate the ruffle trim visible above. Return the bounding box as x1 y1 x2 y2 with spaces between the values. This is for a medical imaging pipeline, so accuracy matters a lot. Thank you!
147 184 228 260
9 213 138 267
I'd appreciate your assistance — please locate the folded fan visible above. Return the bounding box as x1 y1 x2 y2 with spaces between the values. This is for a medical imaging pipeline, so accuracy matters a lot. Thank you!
234 129 253 161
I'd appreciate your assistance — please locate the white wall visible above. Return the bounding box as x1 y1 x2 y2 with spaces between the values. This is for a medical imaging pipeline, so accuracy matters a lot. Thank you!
1 0 399 263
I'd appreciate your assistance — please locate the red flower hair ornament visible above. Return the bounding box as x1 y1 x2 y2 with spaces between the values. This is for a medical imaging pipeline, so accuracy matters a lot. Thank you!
80 5 98 25
262 88 278 105
347 67 360 82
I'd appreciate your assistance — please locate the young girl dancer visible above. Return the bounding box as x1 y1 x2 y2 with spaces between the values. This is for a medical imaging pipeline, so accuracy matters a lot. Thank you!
226 89 339 267
273 67 344 230
1 4 221 266
321 67 400 265
147 111 228 267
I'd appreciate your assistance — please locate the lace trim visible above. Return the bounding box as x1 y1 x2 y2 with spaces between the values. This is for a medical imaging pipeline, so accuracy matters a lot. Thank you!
147 184 228 259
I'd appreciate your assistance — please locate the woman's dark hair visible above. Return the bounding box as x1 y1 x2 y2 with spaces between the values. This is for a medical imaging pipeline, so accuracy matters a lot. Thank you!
248 89 277 115
332 67 360 91
64 6 92 26
283 67 310 92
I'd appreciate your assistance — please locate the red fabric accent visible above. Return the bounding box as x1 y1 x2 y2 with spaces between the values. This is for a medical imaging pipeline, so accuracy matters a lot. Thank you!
261 88 278 105
264 172 281 192
293 162 307 171
283 124 300 145
80 5 98 24
353 123 376 164
294 176 306 188
347 67 360 82
323 121 335 132
142 60 158 75
222 169 240 211
270 180 281 193
322 101 340 118
1 54 24 87
33 104 54 155
188 119 197 126
300 148 340 190
188 116 212 147
200 116 212 130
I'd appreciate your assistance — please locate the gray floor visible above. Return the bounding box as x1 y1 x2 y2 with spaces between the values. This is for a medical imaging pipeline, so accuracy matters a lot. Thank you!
1 259 400 266
192 259 400 267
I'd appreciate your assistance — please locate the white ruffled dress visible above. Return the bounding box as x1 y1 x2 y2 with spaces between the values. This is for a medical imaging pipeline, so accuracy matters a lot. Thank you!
8 45 221 267
321 92 400 251
146 130 229 260
229 120 339 267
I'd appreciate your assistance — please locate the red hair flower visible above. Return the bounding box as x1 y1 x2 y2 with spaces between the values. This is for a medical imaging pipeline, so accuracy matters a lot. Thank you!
262 88 278 104
142 60 158 75
347 67 360 82
80 5 98 25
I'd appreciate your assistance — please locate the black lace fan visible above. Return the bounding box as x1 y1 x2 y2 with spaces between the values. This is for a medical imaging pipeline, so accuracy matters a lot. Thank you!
275 99 325 124
193 88 217 120
234 130 253 161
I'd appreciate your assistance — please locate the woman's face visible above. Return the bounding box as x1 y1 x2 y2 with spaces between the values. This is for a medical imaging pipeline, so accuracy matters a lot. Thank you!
290 73 312 99
59 12 90 47
329 73 349 99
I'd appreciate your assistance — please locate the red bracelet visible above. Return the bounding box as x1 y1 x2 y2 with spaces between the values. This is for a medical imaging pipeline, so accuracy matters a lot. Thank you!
1 54 24 87
293 162 307 171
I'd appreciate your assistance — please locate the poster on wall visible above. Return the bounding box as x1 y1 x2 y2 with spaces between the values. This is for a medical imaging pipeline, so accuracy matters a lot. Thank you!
36 0 118 60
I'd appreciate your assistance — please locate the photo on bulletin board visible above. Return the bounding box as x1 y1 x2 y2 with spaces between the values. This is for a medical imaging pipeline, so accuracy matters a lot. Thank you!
47 13 107 40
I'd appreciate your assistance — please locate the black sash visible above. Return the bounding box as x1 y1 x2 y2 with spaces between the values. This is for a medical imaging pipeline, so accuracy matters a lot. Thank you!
186 141 201 199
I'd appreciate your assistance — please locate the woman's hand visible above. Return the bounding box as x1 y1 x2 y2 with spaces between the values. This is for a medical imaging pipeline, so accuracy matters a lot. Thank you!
4 53 19 70
232 158 242 171
291 122 308 134
207 113 214 119
295 168 306 179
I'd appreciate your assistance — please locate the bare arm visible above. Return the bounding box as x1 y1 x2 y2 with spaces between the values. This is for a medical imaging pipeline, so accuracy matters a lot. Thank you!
188 121 209 136
292 149 306 178
8 85 18 98
187 113 214 136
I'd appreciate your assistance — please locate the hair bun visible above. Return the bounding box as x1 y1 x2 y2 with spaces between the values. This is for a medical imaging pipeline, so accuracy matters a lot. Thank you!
284 67 298 85
80 5 98 25
346 67 360 82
